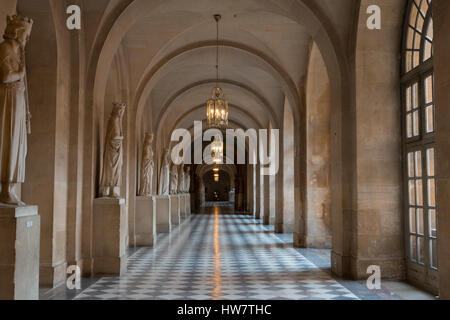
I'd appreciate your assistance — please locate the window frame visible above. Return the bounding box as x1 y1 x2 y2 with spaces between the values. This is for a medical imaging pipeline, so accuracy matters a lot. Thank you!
401 0 438 295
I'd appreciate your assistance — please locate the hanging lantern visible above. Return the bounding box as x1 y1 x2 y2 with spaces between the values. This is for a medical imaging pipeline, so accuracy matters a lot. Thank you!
206 14 229 128
206 87 229 127
211 133 223 164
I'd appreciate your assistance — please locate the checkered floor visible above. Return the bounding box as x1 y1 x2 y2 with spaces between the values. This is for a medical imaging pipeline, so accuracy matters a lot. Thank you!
74 213 359 300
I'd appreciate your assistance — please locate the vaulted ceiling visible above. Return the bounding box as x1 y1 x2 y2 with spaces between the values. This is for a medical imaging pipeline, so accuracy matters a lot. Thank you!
82 0 357 143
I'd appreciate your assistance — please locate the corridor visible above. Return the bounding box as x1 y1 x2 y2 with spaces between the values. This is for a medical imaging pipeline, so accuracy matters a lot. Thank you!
72 206 361 300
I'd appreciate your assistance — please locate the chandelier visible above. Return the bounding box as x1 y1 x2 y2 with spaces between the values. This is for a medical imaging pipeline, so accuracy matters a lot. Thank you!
206 14 229 128
213 167 220 182
211 133 223 164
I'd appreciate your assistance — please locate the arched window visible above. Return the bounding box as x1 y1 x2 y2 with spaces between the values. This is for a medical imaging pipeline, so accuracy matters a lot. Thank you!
402 0 438 293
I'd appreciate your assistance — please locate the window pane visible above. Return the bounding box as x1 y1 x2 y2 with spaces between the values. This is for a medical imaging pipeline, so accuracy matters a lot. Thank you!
406 51 412 72
418 237 425 264
428 178 436 207
407 28 414 49
409 180 416 205
412 83 419 108
408 152 415 177
413 110 419 136
410 235 417 262
416 180 423 206
429 209 437 237
425 76 433 103
413 51 420 68
407 113 413 138
410 208 417 234
426 105 434 133
427 148 435 177
415 151 422 177
417 208 424 235
406 86 412 111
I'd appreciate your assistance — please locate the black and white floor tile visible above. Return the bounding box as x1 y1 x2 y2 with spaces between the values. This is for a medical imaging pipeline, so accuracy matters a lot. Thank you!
74 211 360 300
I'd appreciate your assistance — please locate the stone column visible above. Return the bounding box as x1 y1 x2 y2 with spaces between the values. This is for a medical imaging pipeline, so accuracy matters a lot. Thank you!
185 194 191 215
434 0 450 300
179 194 186 218
92 198 127 276
154 195 171 233
263 174 270 225
275 127 285 233
135 196 156 247
247 165 254 214
170 195 180 225
0 206 40 300
255 164 261 219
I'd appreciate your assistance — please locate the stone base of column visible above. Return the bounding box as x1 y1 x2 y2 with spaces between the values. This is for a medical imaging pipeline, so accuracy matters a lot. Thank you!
185 194 191 215
154 195 171 233
0 205 40 300
179 194 186 218
170 195 180 225
93 198 127 277
274 223 283 234
331 250 405 281
135 196 156 247
293 232 307 248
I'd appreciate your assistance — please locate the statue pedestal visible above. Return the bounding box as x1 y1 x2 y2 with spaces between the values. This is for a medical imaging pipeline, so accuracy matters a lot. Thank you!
170 195 180 225
0 205 40 300
135 196 156 247
179 194 186 218
93 198 127 276
154 195 171 233
185 194 191 215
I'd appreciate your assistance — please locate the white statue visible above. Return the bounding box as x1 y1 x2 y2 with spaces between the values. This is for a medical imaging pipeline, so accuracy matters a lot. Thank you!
0 15 33 206
158 148 170 196
99 103 126 198
185 166 191 193
139 132 154 196
170 163 178 195
178 163 185 194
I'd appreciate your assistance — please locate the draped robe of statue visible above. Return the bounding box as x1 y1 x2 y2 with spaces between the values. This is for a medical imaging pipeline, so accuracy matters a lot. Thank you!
0 15 33 206
170 164 178 195
178 164 185 194
184 167 191 193
139 133 154 196
158 149 170 196
100 103 126 198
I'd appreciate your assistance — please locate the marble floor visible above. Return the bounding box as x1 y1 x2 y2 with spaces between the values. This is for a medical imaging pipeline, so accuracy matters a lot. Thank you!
42 204 435 300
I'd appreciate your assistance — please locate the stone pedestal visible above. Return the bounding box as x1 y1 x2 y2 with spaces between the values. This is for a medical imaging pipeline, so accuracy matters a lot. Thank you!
185 194 191 215
154 195 171 233
93 198 127 276
0 205 40 300
179 194 186 218
135 196 156 247
170 195 180 225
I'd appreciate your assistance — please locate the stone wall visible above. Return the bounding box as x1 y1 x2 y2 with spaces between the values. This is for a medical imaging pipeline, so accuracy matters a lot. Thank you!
353 0 405 279
305 43 332 249
434 0 450 300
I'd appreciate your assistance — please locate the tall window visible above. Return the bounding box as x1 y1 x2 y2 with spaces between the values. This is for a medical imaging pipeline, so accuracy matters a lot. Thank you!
402 0 438 294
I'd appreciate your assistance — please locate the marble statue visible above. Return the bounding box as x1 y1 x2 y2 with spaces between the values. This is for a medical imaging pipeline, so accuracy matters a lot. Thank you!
178 163 185 194
170 163 178 195
99 103 126 198
184 166 191 193
139 132 154 196
158 148 170 195
0 15 33 206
